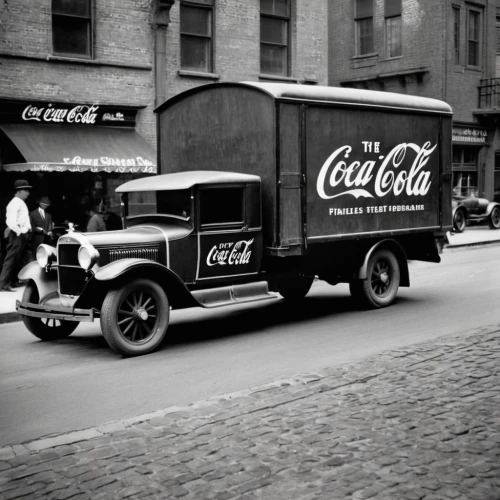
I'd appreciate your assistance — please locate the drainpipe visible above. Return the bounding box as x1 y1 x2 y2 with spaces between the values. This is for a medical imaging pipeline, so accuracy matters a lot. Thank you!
153 0 175 174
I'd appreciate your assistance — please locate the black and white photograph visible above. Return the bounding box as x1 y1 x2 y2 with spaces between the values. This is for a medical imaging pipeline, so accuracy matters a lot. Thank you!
0 1 499 498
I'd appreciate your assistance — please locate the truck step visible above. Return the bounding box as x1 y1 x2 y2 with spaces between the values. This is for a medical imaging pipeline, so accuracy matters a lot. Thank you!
192 281 278 308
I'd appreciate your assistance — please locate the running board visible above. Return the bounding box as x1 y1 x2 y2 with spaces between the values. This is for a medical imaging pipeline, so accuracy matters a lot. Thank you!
192 281 278 308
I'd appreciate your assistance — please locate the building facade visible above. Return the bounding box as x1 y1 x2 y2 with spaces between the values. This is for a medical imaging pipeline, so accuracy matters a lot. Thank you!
328 0 500 201
0 0 328 233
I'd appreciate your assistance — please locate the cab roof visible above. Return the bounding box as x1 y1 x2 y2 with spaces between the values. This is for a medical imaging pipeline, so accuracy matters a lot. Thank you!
116 170 261 193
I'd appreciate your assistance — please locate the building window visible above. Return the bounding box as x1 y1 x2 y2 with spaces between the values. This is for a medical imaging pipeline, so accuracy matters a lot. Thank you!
453 6 460 65
452 146 478 197
467 9 480 67
496 16 500 54
52 0 92 58
355 0 374 56
180 0 214 72
385 0 401 58
260 0 291 76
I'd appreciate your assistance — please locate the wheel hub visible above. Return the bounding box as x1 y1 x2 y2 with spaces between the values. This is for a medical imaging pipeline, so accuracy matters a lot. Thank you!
380 272 389 284
134 308 149 321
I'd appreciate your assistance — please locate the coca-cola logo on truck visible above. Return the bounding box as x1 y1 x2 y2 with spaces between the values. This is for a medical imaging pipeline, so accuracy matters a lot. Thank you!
316 141 436 200
207 239 254 267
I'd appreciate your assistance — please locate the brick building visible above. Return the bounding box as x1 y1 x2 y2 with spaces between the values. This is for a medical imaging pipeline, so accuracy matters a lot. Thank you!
0 0 328 232
328 0 500 201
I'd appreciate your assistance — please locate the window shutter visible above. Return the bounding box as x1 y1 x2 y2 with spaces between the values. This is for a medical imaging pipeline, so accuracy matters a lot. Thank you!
385 0 401 17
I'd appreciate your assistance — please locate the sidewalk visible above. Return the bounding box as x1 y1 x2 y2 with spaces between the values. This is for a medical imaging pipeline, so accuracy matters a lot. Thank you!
0 326 498 499
1 226 499 324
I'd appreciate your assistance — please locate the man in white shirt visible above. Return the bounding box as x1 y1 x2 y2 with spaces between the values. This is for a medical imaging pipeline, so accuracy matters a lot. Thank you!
0 179 32 292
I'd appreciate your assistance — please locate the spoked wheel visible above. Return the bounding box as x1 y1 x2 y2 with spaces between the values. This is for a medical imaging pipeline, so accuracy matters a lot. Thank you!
350 249 400 309
22 281 78 340
453 209 466 233
488 206 500 230
100 278 169 356
278 272 315 301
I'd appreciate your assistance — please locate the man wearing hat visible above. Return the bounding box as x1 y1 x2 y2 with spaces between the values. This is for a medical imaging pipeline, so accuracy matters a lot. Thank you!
30 196 54 258
0 179 32 292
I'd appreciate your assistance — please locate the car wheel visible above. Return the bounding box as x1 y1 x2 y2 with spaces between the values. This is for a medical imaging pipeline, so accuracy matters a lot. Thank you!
21 281 78 340
356 249 400 309
453 209 466 233
278 273 314 301
488 206 500 230
100 278 169 356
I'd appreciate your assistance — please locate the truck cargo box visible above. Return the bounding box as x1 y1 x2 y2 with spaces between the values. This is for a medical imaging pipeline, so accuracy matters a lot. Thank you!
156 82 452 256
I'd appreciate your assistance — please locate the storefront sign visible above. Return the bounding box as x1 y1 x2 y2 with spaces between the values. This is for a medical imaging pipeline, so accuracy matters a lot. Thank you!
28 163 157 174
452 126 490 144
0 100 138 127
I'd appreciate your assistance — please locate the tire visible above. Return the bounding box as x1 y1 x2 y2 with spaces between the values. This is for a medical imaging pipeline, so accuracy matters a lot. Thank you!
278 273 314 301
453 209 466 233
488 206 500 230
355 249 401 309
21 281 78 340
100 278 169 356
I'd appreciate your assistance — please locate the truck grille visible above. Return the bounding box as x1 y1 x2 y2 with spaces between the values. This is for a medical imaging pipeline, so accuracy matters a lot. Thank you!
109 247 159 262
57 243 87 296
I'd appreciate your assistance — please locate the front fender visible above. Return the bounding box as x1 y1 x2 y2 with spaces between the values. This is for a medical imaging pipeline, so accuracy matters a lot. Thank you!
358 239 410 287
92 258 198 310
18 261 58 303
94 258 172 281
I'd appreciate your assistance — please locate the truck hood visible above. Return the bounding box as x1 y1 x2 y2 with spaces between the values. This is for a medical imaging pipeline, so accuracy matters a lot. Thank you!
58 220 192 247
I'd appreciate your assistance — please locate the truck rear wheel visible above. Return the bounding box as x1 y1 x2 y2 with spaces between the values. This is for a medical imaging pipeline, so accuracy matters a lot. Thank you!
351 249 400 309
278 273 314 301
100 278 169 356
21 281 78 340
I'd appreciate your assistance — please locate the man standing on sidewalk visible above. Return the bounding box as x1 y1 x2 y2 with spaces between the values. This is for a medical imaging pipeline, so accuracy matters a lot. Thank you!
0 179 32 292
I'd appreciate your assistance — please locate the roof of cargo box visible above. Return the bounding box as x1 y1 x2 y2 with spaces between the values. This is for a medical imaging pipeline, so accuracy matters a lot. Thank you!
116 170 260 192
155 82 452 115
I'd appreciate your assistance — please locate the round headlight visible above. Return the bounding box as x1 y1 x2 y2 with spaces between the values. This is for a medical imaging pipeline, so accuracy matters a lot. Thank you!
78 245 99 271
36 244 56 268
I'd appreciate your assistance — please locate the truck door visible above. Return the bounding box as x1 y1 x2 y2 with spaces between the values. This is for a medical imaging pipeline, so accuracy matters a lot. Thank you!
196 184 263 282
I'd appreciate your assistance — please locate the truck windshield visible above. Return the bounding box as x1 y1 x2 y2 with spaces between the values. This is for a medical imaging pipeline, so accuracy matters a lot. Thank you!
127 189 191 220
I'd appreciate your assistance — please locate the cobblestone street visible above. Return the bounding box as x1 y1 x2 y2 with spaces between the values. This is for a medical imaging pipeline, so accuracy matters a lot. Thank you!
0 326 499 500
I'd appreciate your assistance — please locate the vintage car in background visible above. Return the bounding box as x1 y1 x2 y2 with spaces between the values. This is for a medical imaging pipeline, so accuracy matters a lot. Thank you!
452 189 500 233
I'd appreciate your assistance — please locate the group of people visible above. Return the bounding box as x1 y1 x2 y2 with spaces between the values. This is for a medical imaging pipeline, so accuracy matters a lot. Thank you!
0 179 120 292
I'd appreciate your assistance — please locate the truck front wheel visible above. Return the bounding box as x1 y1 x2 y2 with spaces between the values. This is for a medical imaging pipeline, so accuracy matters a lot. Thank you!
100 278 170 356
351 249 400 309
21 281 79 340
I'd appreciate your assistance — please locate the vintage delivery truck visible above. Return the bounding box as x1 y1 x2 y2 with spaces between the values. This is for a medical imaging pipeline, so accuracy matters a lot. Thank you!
16 82 453 356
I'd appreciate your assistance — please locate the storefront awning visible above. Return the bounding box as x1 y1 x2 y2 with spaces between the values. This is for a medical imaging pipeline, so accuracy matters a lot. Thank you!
0 123 157 173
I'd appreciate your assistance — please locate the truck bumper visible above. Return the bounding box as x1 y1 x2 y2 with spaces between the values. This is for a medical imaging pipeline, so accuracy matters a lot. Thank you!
16 300 96 322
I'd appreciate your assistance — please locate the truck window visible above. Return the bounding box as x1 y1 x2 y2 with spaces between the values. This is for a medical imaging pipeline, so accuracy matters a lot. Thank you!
127 189 191 220
199 187 244 227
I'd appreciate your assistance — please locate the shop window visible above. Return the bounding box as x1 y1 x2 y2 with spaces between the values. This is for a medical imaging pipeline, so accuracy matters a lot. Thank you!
385 0 402 58
467 8 481 67
199 188 244 228
355 0 374 56
452 146 478 197
453 6 460 65
180 0 214 72
260 0 291 76
52 0 93 58
494 152 500 201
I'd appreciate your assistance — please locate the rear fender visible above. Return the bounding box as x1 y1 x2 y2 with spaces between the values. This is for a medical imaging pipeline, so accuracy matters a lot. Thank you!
357 240 410 287
91 259 198 310
17 261 58 302
486 202 500 216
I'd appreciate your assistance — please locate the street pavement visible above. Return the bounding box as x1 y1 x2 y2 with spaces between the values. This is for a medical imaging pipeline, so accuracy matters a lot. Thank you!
0 226 499 500
0 326 499 499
